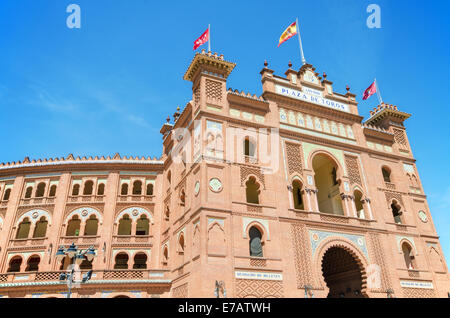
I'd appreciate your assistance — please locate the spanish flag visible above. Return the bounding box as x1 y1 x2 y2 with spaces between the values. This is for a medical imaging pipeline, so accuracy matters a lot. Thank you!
278 21 298 47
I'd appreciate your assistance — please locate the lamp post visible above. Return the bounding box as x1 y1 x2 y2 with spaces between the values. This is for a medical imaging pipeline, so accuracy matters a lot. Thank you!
56 243 96 298
304 285 314 298
386 288 395 298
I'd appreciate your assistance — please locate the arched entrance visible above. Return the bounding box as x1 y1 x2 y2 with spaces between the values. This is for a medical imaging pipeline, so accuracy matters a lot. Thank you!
321 246 364 298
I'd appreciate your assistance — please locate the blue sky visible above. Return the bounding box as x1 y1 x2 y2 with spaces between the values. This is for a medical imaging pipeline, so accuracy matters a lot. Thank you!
1 0 449 264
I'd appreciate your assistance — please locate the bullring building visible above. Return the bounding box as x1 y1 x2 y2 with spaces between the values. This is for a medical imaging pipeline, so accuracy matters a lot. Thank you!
0 50 448 298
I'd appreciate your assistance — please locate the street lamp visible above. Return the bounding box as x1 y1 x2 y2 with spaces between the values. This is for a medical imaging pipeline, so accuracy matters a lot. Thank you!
386 288 395 298
304 285 314 298
57 244 96 298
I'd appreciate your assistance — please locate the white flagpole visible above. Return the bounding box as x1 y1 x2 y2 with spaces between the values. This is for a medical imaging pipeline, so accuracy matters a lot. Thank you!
374 78 383 105
208 24 211 52
296 18 306 65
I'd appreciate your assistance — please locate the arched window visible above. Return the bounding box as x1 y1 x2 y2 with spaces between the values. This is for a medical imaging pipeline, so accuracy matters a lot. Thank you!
402 243 415 269
382 167 392 183
132 181 142 195
354 190 365 219
35 183 46 197
180 189 185 205
83 180 94 195
246 177 260 204
313 154 344 216
244 137 256 157
8 256 22 272
72 184 80 196
59 256 70 271
249 226 263 257
292 180 304 210
114 253 129 269
33 217 48 238
391 201 402 224
118 215 131 236
133 253 147 269
80 259 93 270
136 215 149 236
167 171 172 184
49 185 57 197
66 215 81 236
16 218 31 239
163 246 169 264
121 183 129 195
146 184 154 196
178 234 185 254
25 187 33 199
97 183 105 196
3 188 11 201
84 215 98 236
26 256 40 272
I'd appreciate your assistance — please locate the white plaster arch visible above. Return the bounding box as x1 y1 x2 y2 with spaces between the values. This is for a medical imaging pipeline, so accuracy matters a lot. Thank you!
17 209 52 226
115 207 154 224
65 207 103 224
243 218 270 240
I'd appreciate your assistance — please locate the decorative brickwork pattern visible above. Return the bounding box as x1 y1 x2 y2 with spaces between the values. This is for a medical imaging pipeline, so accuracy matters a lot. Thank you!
384 191 404 208
345 155 362 186
35 272 60 281
236 279 283 298
286 142 303 177
393 128 408 149
194 86 200 106
240 166 266 189
402 287 435 298
103 270 144 279
367 233 391 292
250 258 267 267
205 79 222 101
291 223 314 289
320 215 350 224
172 283 188 298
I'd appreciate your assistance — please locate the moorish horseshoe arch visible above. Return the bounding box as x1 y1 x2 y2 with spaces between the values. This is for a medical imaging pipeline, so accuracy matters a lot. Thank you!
16 209 52 226
308 149 346 180
115 206 154 224
64 206 103 224
313 237 369 298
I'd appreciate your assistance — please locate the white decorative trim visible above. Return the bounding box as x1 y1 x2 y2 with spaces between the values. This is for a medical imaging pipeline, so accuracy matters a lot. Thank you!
65 207 102 224
116 207 153 224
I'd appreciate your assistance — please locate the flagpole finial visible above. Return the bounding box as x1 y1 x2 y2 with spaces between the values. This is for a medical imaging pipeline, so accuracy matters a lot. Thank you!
346 85 350 92
288 61 293 69
264 60 268 67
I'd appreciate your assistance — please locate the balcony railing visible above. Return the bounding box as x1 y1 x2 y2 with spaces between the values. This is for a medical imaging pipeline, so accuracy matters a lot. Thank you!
68 195 105 203
117 195 154 203
112 235 153 244
20 197 55 206
9 237 47 247
0 269 170 284
384 182 396 190
60 235 100 245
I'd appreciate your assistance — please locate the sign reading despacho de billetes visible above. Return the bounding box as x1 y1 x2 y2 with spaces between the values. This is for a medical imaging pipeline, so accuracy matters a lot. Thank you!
275 85 349 113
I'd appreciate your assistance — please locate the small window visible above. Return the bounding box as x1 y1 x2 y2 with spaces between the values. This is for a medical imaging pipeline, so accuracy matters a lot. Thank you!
118 215 131 236
132 181 142 195
72 184 80 196
97 183 105 196
354 190 365 219
49 185 57 197
84 215 98 236
382 167 391 183
35 183 46 197
3 188 11 201
391 201 402 224
26 256 40 272
66 216 81 236
16 218 31 239
402 243 415 270
180 189 185 205
292 180 304 210
249 226 263 257
83 180 94 195
33 217 48 238
244 138 256 157
245 177 260 204
136 215 149 236
114 253 129 270
8 256 22 273
121 183 129 195
146 184 154 196
133 253 147 269
25 187 33 199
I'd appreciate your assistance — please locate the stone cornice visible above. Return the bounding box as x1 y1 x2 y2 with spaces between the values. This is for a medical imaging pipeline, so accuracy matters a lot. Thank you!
183 50 236 82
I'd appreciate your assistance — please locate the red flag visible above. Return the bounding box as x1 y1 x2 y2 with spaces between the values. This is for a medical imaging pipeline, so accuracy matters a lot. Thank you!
193 28 209 50
363 81 377 100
